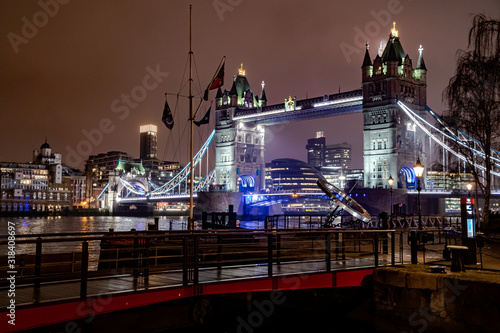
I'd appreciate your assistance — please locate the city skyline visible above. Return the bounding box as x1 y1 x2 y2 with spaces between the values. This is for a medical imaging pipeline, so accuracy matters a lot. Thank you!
1 0 499 170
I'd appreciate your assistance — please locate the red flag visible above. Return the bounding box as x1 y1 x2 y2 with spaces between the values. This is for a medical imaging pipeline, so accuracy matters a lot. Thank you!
204 57 225 101
208 62 224 90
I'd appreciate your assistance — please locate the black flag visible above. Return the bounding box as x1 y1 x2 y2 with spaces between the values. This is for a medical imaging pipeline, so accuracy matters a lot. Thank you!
194 107 210 127
161 98 174 130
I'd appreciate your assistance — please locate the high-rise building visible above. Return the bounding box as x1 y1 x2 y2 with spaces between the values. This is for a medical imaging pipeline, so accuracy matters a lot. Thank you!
140 124 158 160
325 142 352 170
85 151 134 205
306 131 326 168
265 158 322 193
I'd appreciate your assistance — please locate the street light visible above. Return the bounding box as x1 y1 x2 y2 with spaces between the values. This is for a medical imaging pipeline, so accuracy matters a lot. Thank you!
388 175 394 223
413 157 424 230
466 183 472 198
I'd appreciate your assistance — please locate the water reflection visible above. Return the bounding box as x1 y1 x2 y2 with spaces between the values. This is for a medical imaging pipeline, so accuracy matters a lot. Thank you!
0 216 197 271
0 216 197 235
0 216 265 265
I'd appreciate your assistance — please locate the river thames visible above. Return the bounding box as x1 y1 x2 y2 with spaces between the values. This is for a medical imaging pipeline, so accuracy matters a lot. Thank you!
0 216 263 268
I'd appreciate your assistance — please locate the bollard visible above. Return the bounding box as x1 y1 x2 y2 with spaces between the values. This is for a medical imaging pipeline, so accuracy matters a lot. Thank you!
443 231 451 260
154 217 159 230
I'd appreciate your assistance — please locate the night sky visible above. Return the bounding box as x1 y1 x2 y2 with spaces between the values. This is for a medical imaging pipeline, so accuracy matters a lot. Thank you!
1 0 499 170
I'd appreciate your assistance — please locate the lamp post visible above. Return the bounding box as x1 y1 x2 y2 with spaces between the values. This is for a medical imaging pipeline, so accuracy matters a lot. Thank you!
413 157 424 230
388 175 394 223
466 183 472 198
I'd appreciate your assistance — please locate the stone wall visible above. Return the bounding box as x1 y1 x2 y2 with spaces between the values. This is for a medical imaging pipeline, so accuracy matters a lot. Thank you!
373 266 500 333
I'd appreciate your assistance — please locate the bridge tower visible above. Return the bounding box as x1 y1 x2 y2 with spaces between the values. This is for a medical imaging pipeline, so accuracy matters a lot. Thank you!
362 23 427 189
214 64 267 192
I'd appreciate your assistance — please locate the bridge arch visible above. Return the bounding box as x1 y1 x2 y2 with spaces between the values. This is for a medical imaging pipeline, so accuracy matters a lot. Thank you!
238 174 255 193
400 167 416 190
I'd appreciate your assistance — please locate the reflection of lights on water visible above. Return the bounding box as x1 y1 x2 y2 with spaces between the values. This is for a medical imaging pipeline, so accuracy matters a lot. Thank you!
22 220 29 227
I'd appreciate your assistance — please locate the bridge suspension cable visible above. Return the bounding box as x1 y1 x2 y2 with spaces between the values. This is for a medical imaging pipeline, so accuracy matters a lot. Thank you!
150 129 216 195
397 101 500 177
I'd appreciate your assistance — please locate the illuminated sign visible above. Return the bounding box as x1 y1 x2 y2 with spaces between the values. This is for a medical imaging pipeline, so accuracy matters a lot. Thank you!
460 198 475 238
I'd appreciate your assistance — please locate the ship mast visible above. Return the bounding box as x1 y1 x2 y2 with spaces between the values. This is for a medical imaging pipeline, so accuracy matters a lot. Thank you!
188 4 194 230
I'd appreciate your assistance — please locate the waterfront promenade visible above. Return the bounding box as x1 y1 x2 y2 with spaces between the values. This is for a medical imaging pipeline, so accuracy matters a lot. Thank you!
1 215 500 332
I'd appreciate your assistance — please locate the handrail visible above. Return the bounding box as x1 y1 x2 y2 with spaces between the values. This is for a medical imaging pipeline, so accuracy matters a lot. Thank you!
0 228 395 245
0 228 397 306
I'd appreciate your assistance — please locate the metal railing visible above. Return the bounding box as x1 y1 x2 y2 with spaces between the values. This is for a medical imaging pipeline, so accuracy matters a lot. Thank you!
265 214 463 230
0 229 396 304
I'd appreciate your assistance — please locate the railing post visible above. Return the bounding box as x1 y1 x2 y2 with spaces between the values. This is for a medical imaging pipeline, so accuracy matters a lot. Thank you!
334 232 339 259
391 231 395 266
341 232 345 260
182 237 188 286
217 235 222 270
374 233 379 267
34 237 42 302
144 237 150 282
80 241 88 299
410 230 418 264
133 233 139 278
325 233 331 272
267 233 273 277
276 233 281 265
193 235 199 287
400 231 404 264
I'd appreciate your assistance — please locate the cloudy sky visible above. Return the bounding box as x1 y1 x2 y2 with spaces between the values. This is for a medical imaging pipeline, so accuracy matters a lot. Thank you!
1 0 499 170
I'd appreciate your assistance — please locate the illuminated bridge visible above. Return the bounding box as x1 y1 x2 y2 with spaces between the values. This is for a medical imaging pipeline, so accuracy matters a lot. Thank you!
99 26 500 215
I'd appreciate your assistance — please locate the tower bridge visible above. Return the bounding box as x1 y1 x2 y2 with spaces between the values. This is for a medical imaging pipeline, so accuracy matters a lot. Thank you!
233 89 363 125
214 23 427 194
102 23 498 216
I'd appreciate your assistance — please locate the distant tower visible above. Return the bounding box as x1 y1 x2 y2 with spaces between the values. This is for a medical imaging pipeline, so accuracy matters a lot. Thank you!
214 64 267 192
139 125 158 160
362 22 427 189
306 131 326 168
33 139 61 165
